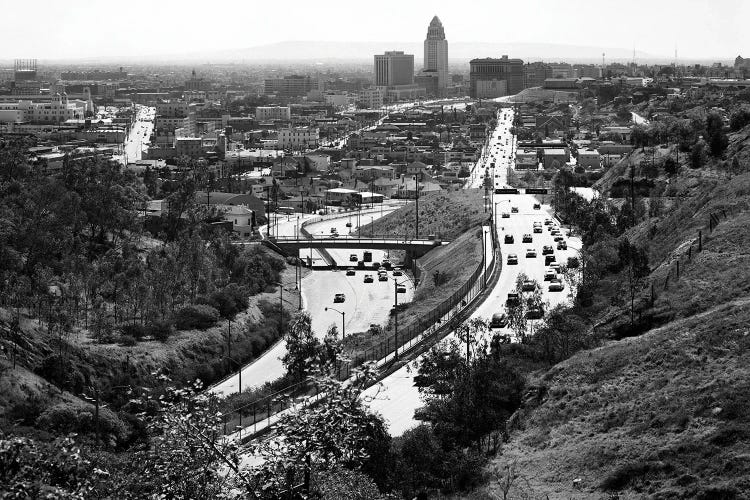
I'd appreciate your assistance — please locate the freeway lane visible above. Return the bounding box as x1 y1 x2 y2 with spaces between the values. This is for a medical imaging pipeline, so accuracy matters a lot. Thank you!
363 108 583 436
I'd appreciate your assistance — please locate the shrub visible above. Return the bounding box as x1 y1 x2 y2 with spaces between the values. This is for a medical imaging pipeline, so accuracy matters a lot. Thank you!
119 323 149 340
35 355 86 394
35 402 129 446
198 284 249 319
567 256 580 268
147 319 174 342
174 304 220 330
119 334 137 346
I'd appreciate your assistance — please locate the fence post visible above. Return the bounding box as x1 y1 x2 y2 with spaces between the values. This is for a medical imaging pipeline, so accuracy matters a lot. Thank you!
688 246 691 260
663 271 669 291
698 230 702 252
676 260 679 278
650 282 655 306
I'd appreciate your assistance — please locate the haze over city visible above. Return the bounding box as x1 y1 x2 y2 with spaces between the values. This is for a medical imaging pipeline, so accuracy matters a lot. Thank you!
1 0 748 62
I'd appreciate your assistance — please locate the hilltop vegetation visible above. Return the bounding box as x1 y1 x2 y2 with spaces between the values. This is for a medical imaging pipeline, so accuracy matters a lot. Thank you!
484 121 750 498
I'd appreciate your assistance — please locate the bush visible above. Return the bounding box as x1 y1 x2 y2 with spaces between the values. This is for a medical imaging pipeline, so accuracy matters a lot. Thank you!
567 256 580 268
36 402 129 446
35 355 86 394
174 304 220 330
147 319 174 342
119 323 148 340
119 334 137 346
197 284 249 319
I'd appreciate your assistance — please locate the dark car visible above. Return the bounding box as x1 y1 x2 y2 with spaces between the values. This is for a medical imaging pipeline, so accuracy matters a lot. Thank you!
397 286 407 294
357 261 365 269
548 280 565 292
525 307 544 319
490 313 508 328
533 203 541 210
504 234 514 244
346 269 356 276
521 279 536 291
363 274 374 283
372 262 380 270
511 207 519 213
507 254 518 265
506 292 520 307
501 212 510 218
333 293 346 303
522 234 532 243
349 254 358 262
533 226 543 233
545 254 556 266
542 245 554 255
554 235 565 242
557 241 568 250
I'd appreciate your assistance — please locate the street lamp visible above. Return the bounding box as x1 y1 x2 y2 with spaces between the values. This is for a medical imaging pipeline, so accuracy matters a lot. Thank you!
392 278 408 360
369 216 374 238
324 307 345 339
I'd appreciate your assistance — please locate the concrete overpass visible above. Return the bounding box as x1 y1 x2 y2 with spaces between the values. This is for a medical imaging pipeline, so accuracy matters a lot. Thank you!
269 235 448 258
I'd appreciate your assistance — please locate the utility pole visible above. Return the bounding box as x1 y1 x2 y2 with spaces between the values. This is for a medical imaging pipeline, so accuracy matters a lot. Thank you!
415 172 420 239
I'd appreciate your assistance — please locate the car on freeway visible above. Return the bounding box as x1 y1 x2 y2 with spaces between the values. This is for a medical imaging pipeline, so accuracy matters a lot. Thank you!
542 245 554 255
554 235 565 242
557 241 568 250
372 262 380 270
382 259 392 270
330 227 337 233
506 292 520 307
330 232 339 238
521 279 536 291
346 222 352 227
501 212 510 218
522 234 533 243
545 254 556 266
548 280 565 292
533 203 541 210
363 274 374 283
526 248 537 258
397 286 407 294
507 253 518 265
533 226 543 233
349 254 358 262
346 269 356 276
490 312 508 328
357 261 365 269
378 273 388 282
551 230 561 236
525 307 544 319
333 293 346 303
511 207 519 213
544 219 554 225
544 269 557 281
548 225 557 232
504 234 514 244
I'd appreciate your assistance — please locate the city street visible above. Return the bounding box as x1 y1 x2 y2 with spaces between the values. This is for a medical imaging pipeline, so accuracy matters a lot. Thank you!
120 104 154 164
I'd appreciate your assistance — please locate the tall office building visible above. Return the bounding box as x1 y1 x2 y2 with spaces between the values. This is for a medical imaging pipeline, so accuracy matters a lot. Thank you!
423 16 448 91
469 55 524 98
374 51 414 87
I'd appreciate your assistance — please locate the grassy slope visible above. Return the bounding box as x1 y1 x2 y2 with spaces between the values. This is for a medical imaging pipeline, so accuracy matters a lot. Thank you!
360 189 489 241
485 127 750 499
0 251 302 420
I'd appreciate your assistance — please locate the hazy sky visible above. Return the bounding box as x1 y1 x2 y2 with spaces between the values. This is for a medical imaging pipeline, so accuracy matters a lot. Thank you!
1 0 747 60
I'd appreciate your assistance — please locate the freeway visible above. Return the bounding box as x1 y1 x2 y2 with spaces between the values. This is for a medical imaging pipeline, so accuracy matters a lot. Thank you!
362 108 584 436
211 204 414 397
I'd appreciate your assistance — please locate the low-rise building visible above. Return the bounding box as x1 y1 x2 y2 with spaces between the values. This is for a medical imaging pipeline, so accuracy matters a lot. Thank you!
577 149 601 169
255 106 291 121
278 127 319 150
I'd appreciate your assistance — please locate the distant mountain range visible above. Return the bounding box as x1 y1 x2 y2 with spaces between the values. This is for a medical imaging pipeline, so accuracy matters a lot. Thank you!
187 41 661 65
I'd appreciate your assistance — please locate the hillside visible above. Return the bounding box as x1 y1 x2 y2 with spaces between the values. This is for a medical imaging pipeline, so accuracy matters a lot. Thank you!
360 189 489 241
485 125 750 499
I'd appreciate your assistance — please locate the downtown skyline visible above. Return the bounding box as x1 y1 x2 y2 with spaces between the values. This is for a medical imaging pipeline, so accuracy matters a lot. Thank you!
1 0 747 63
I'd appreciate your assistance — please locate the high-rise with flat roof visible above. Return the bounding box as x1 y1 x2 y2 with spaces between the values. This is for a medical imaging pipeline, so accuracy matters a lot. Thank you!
374 51 414 87
423 16 448 92
469 56 524 98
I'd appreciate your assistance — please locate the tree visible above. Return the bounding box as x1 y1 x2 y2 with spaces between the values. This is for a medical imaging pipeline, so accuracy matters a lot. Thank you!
706 112 728 157
663 156 678 176
282 311 320 380
247 369 385 496
729 108 750 131
690 141 706 169
618 238 650 326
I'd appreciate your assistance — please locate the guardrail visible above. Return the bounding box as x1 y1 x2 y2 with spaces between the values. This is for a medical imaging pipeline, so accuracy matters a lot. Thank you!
221 222 499 440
